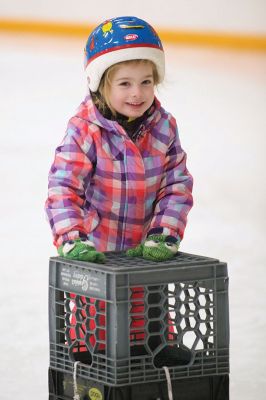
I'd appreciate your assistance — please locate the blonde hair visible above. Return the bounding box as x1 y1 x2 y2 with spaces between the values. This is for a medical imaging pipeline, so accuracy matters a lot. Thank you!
95 59 159 117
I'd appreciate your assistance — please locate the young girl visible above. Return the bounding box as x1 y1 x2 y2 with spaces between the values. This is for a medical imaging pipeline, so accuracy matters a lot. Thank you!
45 16 193 263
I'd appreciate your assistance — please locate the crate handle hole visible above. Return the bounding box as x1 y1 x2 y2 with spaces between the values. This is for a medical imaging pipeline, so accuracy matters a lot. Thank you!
153 345 192 368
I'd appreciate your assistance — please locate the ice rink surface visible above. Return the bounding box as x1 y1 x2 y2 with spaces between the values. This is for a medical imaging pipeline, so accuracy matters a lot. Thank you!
0 33 265 399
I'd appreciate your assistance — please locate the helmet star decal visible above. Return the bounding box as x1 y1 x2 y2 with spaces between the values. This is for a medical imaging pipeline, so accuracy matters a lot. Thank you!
102 21 113 36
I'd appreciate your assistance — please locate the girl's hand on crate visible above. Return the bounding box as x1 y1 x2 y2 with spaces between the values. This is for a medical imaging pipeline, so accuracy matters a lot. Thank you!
58 239 106 263
126 234 179 262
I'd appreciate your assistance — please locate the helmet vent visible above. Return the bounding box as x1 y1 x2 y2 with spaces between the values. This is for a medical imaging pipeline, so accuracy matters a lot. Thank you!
119 24 145 29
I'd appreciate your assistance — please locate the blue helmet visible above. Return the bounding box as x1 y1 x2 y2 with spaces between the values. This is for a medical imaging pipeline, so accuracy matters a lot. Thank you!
84 16 165 92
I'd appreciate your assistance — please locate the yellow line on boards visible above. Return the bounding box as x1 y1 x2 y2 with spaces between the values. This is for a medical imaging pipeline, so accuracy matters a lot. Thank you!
159 30 266 52
0 19 90 37
0 19 266 52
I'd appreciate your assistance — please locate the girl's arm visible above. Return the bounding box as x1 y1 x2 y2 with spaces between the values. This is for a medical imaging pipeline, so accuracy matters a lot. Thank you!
148 121 193 241
45 118 96 248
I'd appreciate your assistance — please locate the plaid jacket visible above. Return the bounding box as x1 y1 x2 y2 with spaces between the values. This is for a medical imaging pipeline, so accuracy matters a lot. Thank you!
45 94 193 251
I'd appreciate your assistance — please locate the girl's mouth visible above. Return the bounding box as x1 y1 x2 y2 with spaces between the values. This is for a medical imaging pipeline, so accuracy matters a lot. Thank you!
126 102 144 107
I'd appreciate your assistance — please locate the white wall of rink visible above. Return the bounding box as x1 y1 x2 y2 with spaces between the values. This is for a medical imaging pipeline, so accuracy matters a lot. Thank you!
1 0 266 34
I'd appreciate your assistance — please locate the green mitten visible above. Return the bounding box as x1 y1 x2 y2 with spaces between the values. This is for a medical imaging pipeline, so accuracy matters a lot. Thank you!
58 238 106 263
126 234 179 262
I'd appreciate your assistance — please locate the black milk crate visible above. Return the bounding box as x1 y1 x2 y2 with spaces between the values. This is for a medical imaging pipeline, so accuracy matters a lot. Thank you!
49 251 229 387
48 367 229 400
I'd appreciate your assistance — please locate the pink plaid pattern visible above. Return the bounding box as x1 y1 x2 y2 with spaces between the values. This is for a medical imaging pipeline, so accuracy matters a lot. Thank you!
45 94 193 250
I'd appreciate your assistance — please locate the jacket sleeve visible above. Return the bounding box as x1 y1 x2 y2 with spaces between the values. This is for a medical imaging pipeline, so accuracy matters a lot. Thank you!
148 117 193 241
45 117 96 247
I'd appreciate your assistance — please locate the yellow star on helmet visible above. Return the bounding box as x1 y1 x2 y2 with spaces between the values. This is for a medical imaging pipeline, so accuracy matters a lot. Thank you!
102 21 113 35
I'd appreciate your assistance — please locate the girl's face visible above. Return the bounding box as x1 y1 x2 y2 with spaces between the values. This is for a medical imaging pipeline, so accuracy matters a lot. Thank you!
108 62 155 119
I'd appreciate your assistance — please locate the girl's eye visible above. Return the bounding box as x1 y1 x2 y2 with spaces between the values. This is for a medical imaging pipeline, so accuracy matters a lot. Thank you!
119 81 130 87
142 79 153 85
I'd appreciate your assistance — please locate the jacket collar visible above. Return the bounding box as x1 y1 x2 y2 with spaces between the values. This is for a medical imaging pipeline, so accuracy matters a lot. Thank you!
76 91 162 137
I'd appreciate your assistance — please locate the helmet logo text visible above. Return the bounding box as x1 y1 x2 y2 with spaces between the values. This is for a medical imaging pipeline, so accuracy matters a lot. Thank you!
124 34 139 41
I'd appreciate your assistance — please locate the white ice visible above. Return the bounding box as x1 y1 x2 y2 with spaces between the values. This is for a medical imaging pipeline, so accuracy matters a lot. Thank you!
0 33 265 399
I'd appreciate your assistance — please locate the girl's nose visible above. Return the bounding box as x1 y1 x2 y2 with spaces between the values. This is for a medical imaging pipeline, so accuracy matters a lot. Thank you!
131 84 142 97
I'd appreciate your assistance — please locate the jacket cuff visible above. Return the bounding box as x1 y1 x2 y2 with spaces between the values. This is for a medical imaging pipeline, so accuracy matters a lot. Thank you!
55 231 88 248
147 227 181 243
